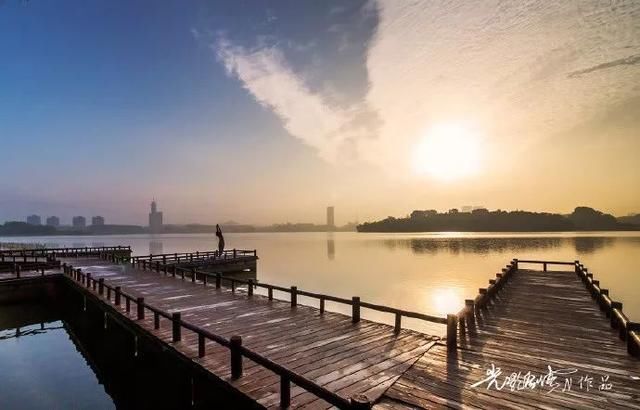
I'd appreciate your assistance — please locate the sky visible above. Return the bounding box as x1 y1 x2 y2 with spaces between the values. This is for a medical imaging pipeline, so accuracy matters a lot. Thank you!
1 0 639 226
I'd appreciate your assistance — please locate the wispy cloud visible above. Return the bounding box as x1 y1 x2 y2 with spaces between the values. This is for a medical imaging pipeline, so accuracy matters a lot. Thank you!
214 37 369 163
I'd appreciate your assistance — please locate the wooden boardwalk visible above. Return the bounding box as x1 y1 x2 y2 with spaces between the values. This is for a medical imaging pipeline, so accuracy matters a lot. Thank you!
378 265 640 409
3 248 639 409
60 256 439 409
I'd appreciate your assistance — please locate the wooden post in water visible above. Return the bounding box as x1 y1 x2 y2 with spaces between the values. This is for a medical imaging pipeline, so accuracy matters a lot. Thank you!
191 268 196 283
98 278 104 295
216 273 221 289
394 312 401 334
230 335 243 379
291 286 298 307
115 287 121 306
248 279 254 296
352 296 361 323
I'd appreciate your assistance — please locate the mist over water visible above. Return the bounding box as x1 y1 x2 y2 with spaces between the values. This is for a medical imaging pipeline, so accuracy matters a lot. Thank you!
2 232 639 335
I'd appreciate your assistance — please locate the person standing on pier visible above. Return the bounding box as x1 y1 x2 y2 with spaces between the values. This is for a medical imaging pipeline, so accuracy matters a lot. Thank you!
215 224 225 257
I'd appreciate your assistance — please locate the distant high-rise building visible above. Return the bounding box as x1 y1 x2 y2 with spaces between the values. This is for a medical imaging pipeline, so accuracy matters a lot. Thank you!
149 200 163 233
326 206 335 230
26 215 41 225
92 216 105 226
46 216 60 227
72 216 86 228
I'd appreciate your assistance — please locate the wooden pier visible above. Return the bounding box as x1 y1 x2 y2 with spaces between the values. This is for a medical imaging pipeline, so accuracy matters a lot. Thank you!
379 259 640 409
1 249 638 409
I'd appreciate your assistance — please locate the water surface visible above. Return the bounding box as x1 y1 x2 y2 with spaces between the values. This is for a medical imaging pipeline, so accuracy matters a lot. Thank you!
2 232 639 333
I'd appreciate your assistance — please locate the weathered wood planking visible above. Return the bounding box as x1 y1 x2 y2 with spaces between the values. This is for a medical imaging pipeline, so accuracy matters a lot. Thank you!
60 256 438 409
378 269 640 409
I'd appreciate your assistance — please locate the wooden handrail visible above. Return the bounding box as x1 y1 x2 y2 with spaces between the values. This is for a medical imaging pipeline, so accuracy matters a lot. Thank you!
129 249 257 265
0 246 130 255
62 262 362 409
122 255 449 329
517 259 575 265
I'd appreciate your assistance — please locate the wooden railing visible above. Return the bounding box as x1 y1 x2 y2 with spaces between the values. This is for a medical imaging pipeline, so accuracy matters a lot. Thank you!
454 259 640 357
0 260 61 278
115 254 449 334
0 246 131 258
129 249 257 265
61 262 372 409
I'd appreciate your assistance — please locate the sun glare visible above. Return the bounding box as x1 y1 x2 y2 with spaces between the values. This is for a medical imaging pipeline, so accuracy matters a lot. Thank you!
412 123 482 181
432 287 463 316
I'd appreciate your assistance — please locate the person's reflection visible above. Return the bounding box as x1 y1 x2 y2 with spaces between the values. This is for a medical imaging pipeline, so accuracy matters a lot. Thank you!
149 240 163 255
327 233 335 260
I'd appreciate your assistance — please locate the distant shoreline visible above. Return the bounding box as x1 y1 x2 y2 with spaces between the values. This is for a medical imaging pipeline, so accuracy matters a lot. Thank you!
357 207 640 233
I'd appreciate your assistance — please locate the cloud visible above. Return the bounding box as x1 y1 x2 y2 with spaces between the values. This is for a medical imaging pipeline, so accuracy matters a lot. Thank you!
214 38 369 163
213 0 640 174
567 54 640 78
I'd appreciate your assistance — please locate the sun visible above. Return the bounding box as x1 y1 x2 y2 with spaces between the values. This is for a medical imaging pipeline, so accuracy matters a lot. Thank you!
412 123 483 181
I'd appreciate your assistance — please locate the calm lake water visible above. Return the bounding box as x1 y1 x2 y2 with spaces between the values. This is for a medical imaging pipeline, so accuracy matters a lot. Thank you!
2 232 639 334
0 319 114 409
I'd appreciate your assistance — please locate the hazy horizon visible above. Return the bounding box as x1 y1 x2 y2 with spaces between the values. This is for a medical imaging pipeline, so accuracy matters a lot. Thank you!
2 1 639 225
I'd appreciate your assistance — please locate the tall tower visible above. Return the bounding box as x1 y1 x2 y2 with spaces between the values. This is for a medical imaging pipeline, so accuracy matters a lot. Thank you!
326 206 335 231
149 200 163 233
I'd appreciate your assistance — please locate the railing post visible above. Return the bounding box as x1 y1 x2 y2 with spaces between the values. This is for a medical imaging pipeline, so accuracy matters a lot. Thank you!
172 313 181 342
350 394 372 409
230 335 243 379
198 333 206 358
394 312 401 334
216 273 221 289
137 297 145 320
191 268 196 283
447 314 457 352
611 302 622 328
233 248 237 259
156 261 160 272
465 299 475 324
291 286 297 307
15 264 21 279
512 258 518 270
115 286 121 306
248 279 254 296
280 375 291 408
352 296 360 323
268 287 273 300
154 311 160 329
86 273 92 288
